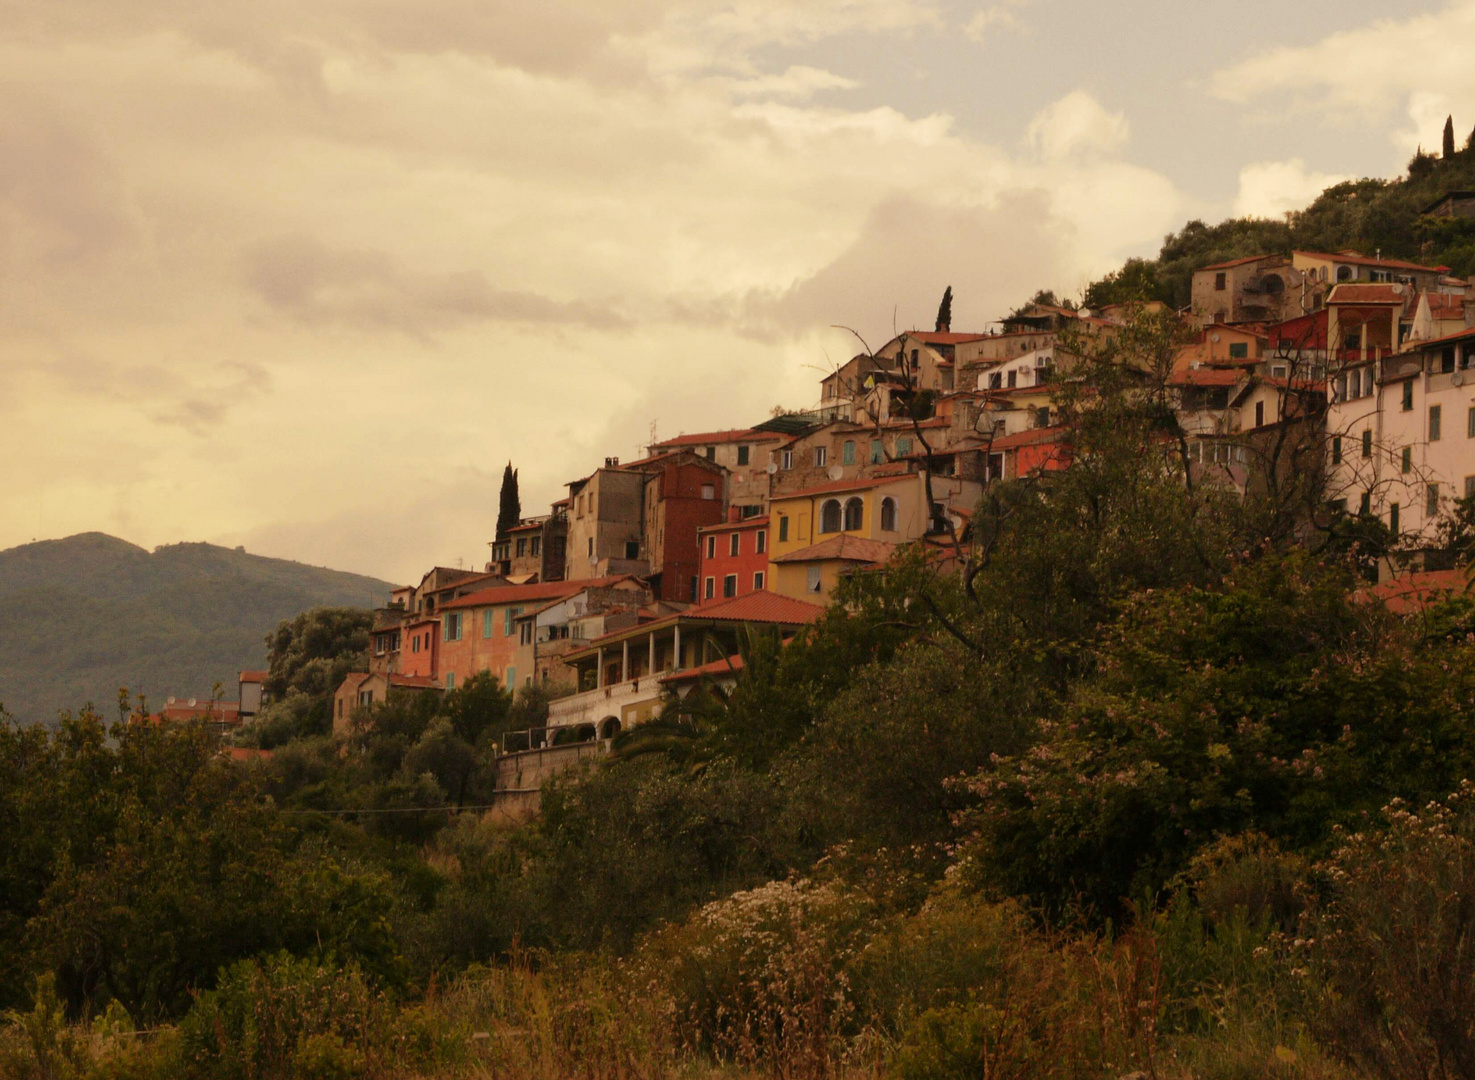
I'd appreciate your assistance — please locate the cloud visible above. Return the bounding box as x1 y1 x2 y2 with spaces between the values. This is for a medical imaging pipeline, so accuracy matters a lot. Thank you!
963 0 1028 42
751 191 1075 342
1234 159 1353 220
1025 90 1129 161
244 235 628 335
1208 2 1475 156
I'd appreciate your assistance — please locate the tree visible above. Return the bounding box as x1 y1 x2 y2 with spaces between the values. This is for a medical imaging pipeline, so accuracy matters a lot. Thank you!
1444 114 1457 160
934 285 953 332
496 463 521 539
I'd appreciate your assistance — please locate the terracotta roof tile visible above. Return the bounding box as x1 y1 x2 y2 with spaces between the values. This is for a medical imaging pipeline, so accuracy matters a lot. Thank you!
651 428 783 448
660 654 746 684
771 535 897 565
440 575 637 611
772 474 917 499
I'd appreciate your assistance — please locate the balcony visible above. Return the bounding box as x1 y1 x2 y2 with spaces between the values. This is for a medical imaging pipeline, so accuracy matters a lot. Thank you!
546 676 664 733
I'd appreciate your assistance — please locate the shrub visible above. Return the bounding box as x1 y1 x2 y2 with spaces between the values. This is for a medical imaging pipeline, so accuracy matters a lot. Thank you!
639 878 876 1079
177 953 393 1080
1303 785 1475 1079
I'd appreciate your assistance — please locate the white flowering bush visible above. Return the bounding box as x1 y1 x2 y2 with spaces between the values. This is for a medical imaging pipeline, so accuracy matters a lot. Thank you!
637 877 875 1079
1303 783 1475 1079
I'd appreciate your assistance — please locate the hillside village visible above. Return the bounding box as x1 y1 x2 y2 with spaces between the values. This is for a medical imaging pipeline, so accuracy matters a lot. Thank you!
266 192 1475 809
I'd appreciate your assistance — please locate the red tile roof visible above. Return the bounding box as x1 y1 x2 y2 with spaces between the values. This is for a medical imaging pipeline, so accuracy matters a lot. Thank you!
697 515 770 533
1298 250 1446 274
1170 367 1244 388
771 535 897 565
905 331 991 345
388 674 443 689
1328 284 1407 305
988 426 1068 451
651 428 781 448
1360 569 1470 614
1201 254 1280 271
1406 326 1475 349
660 654 746 684
505 520 544 533
683 590 825 624
772 474 917 499
239 670 268 682
439 575 636 611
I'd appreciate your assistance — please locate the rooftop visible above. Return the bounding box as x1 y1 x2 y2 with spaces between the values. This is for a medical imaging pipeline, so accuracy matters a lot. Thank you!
771 535 897 565
660 654 746 684
771 474 918 500
1298 250 1447 274
697 515 770 533
1200 253 1282 272
440 574 637 612
1327 283 1408 305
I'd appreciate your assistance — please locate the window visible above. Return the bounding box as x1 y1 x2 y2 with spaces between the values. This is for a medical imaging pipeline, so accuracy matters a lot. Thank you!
505 666 516 689
445 672 455 691
587 537 594 557
504 606 522 635
704 445 716 461
1229 342 1248 359
910 348 919 365
1469 406 1475 438
625 540 640 559
781 449 793 470
1440 348 1457 374
483 609 494 638
707 535 718 559
704 577 715 600
740 504 762 518
729 533 740 557
753 571 765 591
701 483 715 500
1255 401 1264 428
444 612 463 641
1036 407 1050 428
1428 483 1440 517
411 635 420 654
989 372 1002 389
806 566 822 593
756 530 766 554
1362 429 1372 458
515 538 527 557
358 689 373 708
1466 476 1475 499
1402 381 1414 411
1331 436 1342 465
520 622 533 645
1337 265 1352 282
689 576 698 601
778 516 789 542
897 436 913 456
1359 491 1371 515
843 497 864 531
1390 502 1400 533
1007 370 1017 388
1402 446 1412 473
1431 404 1443 441
842 440 855 465
814 446 827 468
723 574 737 598
530 536 541 556
737 445 750 466
819 499 842 533
869 439 883 464
1214 271 1227 291
880 496 898 532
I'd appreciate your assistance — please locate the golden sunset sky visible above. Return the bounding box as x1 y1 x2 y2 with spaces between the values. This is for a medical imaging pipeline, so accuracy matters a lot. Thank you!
3 0 1470 580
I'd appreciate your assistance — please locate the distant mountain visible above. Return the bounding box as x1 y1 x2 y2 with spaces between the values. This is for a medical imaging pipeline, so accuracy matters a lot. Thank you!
0 533 395 725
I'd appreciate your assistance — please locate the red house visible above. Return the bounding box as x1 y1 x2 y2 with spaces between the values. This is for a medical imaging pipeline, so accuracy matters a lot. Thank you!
641 452 729 603
399 617 440 679
696 513 770 602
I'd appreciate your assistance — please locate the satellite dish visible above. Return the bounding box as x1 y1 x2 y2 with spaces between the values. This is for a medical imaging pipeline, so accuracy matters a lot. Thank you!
1211 333 1221 343
1454 370 1466 387
188 698 197 707
827 465 844 481
166 696 176 705
766 463 778 474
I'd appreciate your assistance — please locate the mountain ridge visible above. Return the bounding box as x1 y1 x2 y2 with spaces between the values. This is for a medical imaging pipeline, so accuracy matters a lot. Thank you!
0 533 395 725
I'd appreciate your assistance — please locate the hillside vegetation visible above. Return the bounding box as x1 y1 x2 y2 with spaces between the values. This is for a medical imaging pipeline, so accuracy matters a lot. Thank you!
0 533 392 724
1085 134 1475 309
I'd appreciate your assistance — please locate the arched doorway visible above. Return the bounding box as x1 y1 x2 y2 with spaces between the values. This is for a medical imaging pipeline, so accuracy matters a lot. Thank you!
600 717 622 740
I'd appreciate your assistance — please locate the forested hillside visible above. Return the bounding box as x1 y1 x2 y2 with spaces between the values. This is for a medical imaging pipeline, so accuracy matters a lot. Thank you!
1084 130 1475 309
0 533 392 724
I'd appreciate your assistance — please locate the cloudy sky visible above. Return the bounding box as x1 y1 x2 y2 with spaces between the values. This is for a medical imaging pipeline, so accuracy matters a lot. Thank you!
3 0 1470 582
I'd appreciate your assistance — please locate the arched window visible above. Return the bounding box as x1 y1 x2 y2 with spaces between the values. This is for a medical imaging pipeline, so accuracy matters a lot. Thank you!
843 497 864 531
880 497 898 532
820 499 842 533
1336 264 1353 282
600 717 622 740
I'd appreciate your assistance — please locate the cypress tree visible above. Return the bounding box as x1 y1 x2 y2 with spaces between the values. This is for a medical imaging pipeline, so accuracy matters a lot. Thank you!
496 463 521 540
1443 115 1456 159
935 285 953 332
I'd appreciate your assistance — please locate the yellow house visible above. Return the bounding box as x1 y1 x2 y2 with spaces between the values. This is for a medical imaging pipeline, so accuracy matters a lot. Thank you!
767 473 930 600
